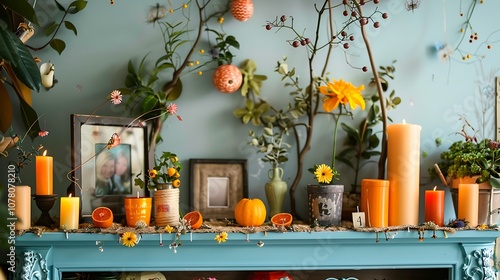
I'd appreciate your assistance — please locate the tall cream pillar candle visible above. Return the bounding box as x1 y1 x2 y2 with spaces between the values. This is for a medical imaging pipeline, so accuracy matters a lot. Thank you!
458 183 479 227
387 121 421 226
14 186 31 230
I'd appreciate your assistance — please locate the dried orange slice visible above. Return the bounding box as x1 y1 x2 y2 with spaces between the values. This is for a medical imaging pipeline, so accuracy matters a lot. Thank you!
92 207 113 228
183 211 203 229
271 213 293 227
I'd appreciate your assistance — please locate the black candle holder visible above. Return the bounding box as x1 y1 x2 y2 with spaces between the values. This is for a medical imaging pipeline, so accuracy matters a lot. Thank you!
33 194 58 227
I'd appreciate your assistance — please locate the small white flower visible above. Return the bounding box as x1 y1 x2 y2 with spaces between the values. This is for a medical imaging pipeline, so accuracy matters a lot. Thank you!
278 62 288 75
436 43 453 62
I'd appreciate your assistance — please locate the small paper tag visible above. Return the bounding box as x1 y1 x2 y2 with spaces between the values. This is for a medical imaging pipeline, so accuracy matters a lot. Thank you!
352 212 366 228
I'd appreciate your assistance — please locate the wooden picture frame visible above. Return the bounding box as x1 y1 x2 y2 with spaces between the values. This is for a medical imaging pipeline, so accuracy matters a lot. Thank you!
70 114 149 221
189 159 248 220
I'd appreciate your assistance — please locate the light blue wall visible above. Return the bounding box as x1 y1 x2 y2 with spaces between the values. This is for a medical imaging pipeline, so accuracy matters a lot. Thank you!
4 0 500 224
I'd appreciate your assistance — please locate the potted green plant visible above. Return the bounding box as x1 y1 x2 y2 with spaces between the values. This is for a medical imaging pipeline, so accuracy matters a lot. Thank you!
432 119 500 226
134 151 183 226
247 123 290 218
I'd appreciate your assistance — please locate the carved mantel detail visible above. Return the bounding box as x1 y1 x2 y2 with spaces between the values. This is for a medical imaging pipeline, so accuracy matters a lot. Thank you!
462 247 497 280
16 251 49 280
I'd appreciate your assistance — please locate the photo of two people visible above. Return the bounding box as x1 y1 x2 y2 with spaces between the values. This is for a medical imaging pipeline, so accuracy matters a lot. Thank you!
94 144 132 196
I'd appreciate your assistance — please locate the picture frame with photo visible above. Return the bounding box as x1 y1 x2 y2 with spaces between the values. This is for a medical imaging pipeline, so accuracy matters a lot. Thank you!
189 159 248 220
70 114 149 222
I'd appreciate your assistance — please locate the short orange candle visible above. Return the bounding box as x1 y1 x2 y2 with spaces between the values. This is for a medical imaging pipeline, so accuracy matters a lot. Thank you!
60 194 80 230
36 151 53 195
360 179 389 227
458 183 479 227
424 186 445 226
14 185 31 230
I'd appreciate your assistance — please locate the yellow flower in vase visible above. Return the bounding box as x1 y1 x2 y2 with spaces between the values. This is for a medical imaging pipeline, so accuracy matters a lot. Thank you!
314 164 334 184
310 79 365 184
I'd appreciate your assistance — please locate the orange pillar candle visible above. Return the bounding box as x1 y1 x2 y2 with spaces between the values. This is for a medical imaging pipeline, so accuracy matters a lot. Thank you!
360 179 389 228
14 185 31 230
387 121 421 226
424 186 445 226
458 183 479 227
60 195 80 230
36 150 53 195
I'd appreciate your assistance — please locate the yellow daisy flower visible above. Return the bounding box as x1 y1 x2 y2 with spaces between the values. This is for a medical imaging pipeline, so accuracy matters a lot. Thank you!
198 71 203 75
199 49 205 54
165 225 174 233
477 224 488 230
183 3 188 8
214 232 228 243
121 232 138 247
218 17 224 24
314 164 333 184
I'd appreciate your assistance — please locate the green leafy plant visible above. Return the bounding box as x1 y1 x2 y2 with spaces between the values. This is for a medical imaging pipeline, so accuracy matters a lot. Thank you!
135 151 183 189
431 117 500 188
248 123 291 168
119 0 238 153
0 0 87 137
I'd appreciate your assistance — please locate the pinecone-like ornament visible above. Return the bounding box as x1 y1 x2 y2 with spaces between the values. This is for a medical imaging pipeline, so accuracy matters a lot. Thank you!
231 0 254 22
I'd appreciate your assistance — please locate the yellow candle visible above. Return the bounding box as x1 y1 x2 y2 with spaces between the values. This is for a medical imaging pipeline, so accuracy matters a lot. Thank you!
36 150 53 195
360 179 389 228
458 183 479 227
14 185 31 230
387 121 421 226
60 195 80 230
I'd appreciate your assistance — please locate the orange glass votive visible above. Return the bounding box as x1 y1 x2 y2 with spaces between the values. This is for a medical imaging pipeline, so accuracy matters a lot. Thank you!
360 179 390 228
124 197 152 227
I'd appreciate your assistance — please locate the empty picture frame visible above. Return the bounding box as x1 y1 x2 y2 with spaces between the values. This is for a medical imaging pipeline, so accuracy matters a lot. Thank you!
189 159 248 220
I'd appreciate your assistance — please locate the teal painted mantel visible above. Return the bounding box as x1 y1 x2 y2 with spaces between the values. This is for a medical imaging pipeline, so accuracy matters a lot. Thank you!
13 230 499 280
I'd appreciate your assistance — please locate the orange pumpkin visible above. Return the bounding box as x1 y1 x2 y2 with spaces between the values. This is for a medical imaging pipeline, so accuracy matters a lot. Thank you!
231 0 254 22
234 198 267 227
212 64 242 93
